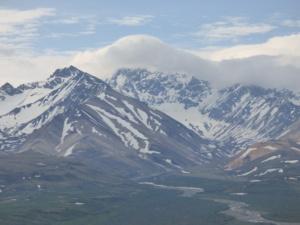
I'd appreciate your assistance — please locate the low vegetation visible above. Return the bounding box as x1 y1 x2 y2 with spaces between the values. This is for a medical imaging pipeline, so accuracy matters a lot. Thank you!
0 153 299 225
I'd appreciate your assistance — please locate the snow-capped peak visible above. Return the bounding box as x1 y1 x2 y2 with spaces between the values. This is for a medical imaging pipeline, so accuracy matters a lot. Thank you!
50 65 80 79
107 68 300 156
0 66 219 177
0 82 17 96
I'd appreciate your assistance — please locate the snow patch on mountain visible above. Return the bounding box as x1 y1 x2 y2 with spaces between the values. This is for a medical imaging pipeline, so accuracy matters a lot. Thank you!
91 127 105 137
264 146 278 150
291 147 300 152
258 168 281 176
107 68 300 156
261 154 281 163
61 118 74 143
276 129 291 139
284 160 299 164
63 144 76 157
239 148 257 159
237 167 258 176
87 103 159 154
165 159 183 169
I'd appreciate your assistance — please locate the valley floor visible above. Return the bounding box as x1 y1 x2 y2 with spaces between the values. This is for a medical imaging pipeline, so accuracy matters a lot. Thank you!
1 157 300 225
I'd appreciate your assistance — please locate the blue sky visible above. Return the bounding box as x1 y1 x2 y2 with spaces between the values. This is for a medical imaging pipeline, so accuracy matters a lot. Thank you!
1 0 300 89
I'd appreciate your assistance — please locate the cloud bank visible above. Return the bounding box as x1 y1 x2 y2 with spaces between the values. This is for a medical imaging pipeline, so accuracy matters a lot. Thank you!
199 34 300 62
1 34 300 92
71 35 217 80
72 34 300 91
0 52 74 85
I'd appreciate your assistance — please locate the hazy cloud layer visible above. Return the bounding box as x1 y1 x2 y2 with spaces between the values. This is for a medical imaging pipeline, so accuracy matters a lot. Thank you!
0 8 55 34
107 15 154 26
282 19 300 27
72 35 216 79
196 17 276 43
72 35 300 91
197 34 300 62
1 34 300 92
0 7 98 54
0 8 55 49
0 52 74 85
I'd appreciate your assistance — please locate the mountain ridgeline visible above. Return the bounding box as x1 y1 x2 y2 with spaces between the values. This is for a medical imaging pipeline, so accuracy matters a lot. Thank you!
1 66 300 225
107 68 300 155
1 66 300 178
0 66 218 177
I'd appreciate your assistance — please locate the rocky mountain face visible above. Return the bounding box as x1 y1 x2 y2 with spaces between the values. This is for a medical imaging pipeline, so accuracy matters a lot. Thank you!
224 118 300 179
0 66 218 177
2 66 300 178
224 141 300 180
107 68 300 156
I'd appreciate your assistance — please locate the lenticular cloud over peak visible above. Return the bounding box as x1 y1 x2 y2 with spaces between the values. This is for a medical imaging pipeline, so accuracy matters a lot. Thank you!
72 34 300 91
71 34 216 81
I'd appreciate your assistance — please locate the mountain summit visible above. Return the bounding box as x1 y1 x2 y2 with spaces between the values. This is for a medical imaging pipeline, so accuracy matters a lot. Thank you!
2 66 300 177
107 68 300 155
0 66 217 177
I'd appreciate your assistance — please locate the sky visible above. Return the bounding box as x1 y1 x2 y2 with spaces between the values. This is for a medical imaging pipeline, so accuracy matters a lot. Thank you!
1 0 300 90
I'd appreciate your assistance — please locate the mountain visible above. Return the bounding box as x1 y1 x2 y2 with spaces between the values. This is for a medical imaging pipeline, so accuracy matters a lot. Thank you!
224 118 300 179
2 66 300 178
0 66 107 153
0 66 217 177
224 141 300 180
107 68 300 155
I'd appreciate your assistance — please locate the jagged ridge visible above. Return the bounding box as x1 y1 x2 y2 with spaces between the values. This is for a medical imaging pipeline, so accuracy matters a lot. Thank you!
0 66 218 177
107 68 300 156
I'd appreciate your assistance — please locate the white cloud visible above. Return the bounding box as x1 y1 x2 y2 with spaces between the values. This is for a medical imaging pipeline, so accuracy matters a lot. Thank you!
195 34 300 65
196 17 276 42
0 8 55 25
48 15 98 35
0 7 55 55
107 15 153 26
2 34 300 92
52 15 97 25
71 34 300 91
282 19 300 27
0 7 97 61
0 51 74 86
0 8 55 36
57 18 79 24
71 35 216 80
217 56 300 90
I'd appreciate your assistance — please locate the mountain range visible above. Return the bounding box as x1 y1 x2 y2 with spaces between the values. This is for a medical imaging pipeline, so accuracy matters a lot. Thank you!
1 66 300 179
225 116 300 179
107 68 300 155
0 66 219 178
